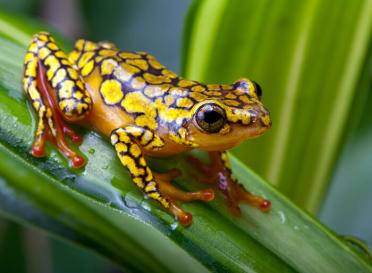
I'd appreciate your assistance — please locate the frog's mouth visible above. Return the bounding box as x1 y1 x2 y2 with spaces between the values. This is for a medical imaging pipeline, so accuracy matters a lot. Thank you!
188 117 271 152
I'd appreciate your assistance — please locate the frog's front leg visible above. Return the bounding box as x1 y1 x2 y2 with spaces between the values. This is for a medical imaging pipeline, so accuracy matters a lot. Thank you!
111 126 214 225
23 32 92 167
189 151 271 215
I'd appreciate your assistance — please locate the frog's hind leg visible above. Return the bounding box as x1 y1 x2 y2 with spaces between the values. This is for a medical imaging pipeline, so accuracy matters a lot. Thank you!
111 126 214 225
188 151 271 215
23 32 92 168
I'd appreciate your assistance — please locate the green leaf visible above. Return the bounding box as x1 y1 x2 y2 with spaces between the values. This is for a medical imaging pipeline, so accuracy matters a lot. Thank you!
0 12 371 273
183 0 372 212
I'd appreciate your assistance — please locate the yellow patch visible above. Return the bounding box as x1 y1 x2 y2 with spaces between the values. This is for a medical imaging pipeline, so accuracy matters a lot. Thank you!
207 84 221 90
135 115 157 131
84 41 98 51
121 155 145 176
219 124 231 135
222 84 233 90
139 157 146 166
38 47 51 60
45 55 61 75
225 93 237 99
178 79 195 88
33 101 40 110
157 106 190 123
223 99 240 107
133 177 145 188
162 69 177 78
74 39 85 51
77 81 85 90
73 91 84 100
24 52 34 63
148 58 164 70
81 60 95 77
59 99 75 113
191 85 205 92
38 34 49 42
129 144 142 158
121 92 156 118
78 52 95 68
25 61 37 77
101 59 118 75
47 42 59 51
126 59 148 71
126 126 143 137
100 79 123 105
99 49 117 57
59 80 74 99
119 52 141 59
261 115 271 126
145 181 157 192
140 130 154 145
67 68 79 80
164 95 175 106
61 59 70 66
68 51 80 63
143 73 170 84
176 97 193 108
52 68 67 88
76 103 89 115
204 90 221 96
239 95 251 104
118 131 130 143
145 135 164 150
119 63 140 80
28 43 38 53
115 142 128 153
28 85 40 100
190 92 208 102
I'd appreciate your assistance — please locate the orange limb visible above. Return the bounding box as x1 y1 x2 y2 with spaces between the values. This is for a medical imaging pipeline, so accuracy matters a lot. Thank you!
188 152 271 215
32 61 85 168
154 168 214 225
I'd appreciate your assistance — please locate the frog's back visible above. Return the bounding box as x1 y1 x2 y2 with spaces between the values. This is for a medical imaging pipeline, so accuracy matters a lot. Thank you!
68 39 240 145
68 39 191 139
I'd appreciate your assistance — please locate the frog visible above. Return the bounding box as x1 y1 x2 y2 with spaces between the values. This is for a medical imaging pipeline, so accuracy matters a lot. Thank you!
22 32 272 225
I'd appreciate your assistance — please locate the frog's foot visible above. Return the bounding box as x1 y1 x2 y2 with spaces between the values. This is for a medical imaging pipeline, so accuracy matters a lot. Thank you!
153 168 214 225
30 62 85 168
31 121 85 169
188 153 271 215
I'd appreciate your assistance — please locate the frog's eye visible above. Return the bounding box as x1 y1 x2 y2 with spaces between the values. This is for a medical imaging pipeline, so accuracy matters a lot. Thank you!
252 81 262 100
195 103 226 133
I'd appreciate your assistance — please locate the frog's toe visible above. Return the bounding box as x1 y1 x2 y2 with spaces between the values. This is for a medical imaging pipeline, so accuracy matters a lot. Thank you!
154 172 214 202
63 125 83 144
152 169 214 225
236 184 271 213
168 203 193 226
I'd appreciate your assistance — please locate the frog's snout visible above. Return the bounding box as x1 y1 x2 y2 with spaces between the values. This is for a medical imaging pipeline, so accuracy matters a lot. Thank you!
258 107 272 128
246 106 271 127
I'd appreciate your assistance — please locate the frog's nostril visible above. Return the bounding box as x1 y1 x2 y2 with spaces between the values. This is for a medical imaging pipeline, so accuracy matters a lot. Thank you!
248 110 257 123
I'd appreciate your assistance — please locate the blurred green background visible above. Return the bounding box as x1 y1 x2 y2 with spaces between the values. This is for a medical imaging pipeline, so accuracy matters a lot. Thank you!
0 0 371 272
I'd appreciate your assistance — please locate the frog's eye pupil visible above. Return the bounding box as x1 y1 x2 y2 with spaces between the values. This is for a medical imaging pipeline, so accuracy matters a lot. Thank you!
252 81 262 99
195 104 226 133
204 110 221 124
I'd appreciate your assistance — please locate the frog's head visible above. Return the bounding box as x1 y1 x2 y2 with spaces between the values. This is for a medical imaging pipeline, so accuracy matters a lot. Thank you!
187 78 271 151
